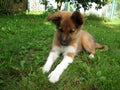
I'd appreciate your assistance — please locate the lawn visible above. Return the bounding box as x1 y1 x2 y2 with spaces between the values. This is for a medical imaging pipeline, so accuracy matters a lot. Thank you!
0 13 120 90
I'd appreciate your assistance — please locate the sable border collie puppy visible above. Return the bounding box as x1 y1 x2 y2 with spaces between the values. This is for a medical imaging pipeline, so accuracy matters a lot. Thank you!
42 11 108 83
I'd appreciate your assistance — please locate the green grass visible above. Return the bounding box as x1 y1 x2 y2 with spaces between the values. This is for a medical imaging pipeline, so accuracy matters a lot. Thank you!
0 13 120 90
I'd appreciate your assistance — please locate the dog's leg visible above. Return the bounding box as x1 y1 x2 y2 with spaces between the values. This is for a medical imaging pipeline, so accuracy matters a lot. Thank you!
88 53 95 59
83 43 95 59
48 46 76 83
42 46 60 73
82 37 95 59
48 56 73 83
86 48 95 59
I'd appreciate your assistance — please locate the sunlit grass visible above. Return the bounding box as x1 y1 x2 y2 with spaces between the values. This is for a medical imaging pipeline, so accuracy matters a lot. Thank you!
26 10 44 15
104 16 120 25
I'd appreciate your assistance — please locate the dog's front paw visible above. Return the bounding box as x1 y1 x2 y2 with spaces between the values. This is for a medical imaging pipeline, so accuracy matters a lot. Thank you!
42 65 50 73
88 54 94 59
48 70 60 83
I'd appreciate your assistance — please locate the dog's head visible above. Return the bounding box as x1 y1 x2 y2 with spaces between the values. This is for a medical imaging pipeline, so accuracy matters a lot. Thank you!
48 11 84 46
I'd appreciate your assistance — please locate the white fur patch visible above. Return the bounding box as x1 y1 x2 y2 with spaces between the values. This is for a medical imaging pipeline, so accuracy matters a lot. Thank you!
52 45 61 52
48 56 73 83
63 46 76 56
42 50 60 73
88 54 94 59
65 46 76 53
43 45 76 83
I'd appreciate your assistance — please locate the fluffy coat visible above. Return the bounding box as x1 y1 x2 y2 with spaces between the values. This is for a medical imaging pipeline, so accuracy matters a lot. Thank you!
42 11 108 83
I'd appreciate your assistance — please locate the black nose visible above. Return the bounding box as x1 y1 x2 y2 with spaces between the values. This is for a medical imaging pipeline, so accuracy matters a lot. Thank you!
60 37 71 46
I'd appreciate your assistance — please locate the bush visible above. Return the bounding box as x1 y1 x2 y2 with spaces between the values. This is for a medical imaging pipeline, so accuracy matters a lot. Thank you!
0 0 26 15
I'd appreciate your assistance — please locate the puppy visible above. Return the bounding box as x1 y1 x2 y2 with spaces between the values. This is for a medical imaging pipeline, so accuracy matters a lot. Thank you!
42 11 108 83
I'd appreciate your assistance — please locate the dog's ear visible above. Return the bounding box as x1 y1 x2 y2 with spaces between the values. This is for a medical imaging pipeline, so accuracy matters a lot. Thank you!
48 12 61 27
71 11 84 28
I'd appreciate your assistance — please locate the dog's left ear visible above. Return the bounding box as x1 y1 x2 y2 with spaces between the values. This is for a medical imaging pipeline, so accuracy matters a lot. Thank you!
71 11 84 28
47 12 61 27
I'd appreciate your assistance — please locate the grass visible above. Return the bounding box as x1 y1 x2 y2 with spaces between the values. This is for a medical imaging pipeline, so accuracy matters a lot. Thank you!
0 13 120 90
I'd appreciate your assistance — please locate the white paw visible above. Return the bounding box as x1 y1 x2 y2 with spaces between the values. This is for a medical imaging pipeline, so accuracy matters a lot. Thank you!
88 54 94 59
42 65 50 73
48 70 60 83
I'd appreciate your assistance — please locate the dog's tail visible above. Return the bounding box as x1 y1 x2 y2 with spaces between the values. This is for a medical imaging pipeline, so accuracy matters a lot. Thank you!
95 43 108 50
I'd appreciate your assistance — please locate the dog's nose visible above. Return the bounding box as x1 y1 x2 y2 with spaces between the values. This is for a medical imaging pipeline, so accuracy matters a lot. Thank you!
60 37 71 46
61 41 67 46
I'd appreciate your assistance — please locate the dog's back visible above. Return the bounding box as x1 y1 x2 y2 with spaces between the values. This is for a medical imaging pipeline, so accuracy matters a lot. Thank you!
78 30 108 57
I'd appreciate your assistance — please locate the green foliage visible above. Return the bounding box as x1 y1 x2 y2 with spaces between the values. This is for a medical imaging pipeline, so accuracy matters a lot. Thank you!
14 0 22 3
54 0 110 11
0 0 11 14
76 0 111 11
41 0 49 10
0 12 120 90
55 0 70 2
0 0 26 15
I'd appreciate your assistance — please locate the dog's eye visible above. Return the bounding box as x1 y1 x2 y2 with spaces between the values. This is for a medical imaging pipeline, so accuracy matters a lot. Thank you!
69 30 75 33
59 28 63 32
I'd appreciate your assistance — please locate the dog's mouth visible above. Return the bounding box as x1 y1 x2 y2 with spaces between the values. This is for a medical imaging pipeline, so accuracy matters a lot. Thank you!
59 37 71 46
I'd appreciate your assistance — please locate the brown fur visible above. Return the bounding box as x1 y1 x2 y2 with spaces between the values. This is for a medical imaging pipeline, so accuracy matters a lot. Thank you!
48 11 108 57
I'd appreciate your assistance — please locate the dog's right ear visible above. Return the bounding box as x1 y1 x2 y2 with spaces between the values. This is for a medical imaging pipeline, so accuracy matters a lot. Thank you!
47 12 61 27
71 11 84 28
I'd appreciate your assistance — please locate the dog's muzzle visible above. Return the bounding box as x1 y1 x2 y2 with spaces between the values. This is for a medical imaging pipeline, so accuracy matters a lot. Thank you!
59 37 71 46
